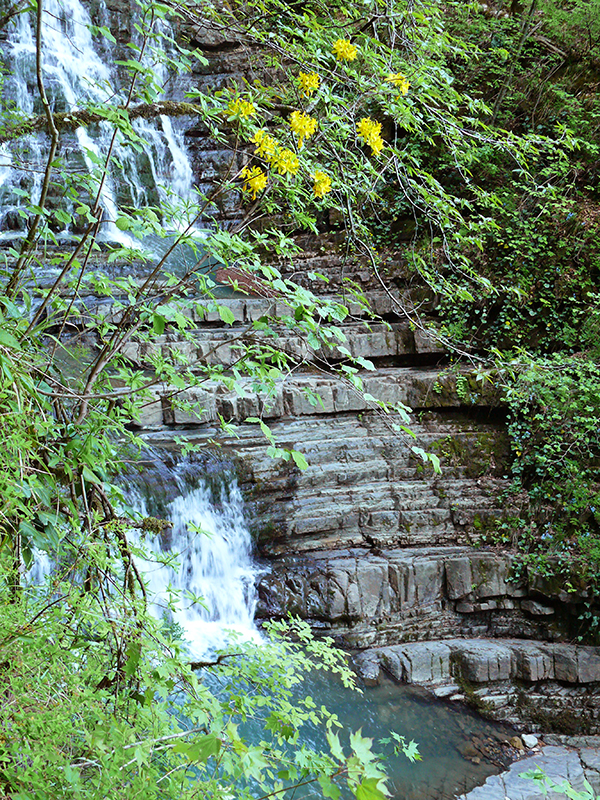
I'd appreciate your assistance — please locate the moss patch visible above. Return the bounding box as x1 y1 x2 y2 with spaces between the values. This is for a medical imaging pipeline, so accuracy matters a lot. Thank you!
431 430 510 478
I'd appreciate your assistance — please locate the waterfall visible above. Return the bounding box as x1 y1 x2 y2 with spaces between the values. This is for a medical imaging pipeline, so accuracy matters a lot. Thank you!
128 454 262 655
1 0 198 240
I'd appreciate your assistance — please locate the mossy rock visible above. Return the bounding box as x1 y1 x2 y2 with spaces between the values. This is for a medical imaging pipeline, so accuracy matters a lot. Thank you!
431 430 510 478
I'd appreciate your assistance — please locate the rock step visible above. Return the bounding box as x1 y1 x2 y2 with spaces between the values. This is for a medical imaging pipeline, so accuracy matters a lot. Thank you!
355 639 600 738
60 289 411 324
291 459 479 485
255 545 564 647
137 366 502 428
457 745 593 800
250 468 505 553
354 639 600 686
121 321 446 368
144 413 509 554
270 486 500 530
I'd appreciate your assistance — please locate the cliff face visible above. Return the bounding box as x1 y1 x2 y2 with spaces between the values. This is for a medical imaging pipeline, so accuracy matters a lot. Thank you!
136 275 583 649
136 263 600 734
81 10 565 650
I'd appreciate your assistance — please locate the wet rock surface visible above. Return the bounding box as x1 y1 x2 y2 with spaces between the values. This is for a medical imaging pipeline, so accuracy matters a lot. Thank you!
354 639 600 736
456 743 600 800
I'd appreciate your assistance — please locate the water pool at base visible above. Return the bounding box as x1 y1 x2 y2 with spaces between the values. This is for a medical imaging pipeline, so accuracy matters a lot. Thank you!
286 670 516 800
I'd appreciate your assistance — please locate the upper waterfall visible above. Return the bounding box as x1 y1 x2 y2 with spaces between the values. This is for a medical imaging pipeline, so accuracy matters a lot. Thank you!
1 0 197 241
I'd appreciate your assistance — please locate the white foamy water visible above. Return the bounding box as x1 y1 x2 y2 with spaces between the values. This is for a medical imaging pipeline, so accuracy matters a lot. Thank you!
6 0 129 243
130 462 262 656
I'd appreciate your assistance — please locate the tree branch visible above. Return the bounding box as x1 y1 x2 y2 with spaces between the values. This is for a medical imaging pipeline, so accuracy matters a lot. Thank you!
0 100 205 144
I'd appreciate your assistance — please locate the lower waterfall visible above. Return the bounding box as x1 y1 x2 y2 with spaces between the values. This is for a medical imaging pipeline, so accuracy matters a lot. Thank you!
128 453 261 654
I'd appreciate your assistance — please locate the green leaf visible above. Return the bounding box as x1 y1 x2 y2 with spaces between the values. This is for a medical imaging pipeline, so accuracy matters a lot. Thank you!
53 209 72 225
429 453 441 474
124 640 142 677
153 314 166 335
350 730 375 764
356 778 387 800
18 519 40 545
411 446 427 463
291 450 308 470
319 774 341 800
115 216 130 231
258 419 275 444
184 734 222 763
218 304 236 325
326 730 345 762
402 740 421 763
356 357 375 371
81 466 101 485
0 330 20 349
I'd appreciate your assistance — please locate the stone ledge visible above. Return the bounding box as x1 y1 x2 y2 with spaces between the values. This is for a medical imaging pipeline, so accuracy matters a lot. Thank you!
456 746 589 800
121 321 441 368
255 546 572 646
354 639 600 687
135 367 502 428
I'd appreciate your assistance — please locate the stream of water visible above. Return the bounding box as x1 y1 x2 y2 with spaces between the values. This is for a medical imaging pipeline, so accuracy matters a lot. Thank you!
126 452 261 653
1 0 195 241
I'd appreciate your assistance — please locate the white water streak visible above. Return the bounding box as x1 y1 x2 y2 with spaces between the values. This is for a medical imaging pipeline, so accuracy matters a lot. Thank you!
132 473 261 655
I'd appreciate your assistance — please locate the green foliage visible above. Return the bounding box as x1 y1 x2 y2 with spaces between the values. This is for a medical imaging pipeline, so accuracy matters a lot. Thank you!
0 0 484 793
523 767 597 799
541 0 600 64
0 583 404 799
3 0 598 787
492 354 600 639
427 0 600 359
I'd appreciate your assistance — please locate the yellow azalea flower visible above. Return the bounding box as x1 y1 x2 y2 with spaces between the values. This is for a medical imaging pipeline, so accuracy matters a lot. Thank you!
369 135 384 156
241 165 268 199
228 98 257 118
298 71 320 97
332 38 357 61
386 72 410 95
313 170 332 199
273 148 300 176
252 129 278 161
356 117 384 157
289 110 318 149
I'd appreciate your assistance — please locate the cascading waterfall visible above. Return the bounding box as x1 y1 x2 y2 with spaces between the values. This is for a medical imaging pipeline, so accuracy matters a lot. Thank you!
1 0 198 240
5 0 237 653
4 0 126 242
128 455 262 655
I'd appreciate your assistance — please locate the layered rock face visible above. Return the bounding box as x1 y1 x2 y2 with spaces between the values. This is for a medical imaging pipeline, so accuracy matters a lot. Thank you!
133 238 600 732
354 640 600 735
255 547 563 649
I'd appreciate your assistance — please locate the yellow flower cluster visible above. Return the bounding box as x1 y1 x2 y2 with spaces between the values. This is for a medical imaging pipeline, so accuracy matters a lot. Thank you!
252 129 278 160
241 165 268 199
251 130 300 176
313 170 332 199
386 72 410 95
273 148 300 176
356 117 384 156
245 112 330 200
228 98 257 118
298 71 320 97
332 38 357 61
289 110 318 148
